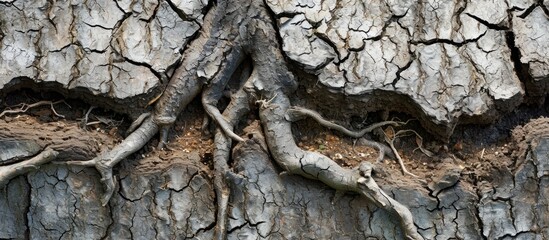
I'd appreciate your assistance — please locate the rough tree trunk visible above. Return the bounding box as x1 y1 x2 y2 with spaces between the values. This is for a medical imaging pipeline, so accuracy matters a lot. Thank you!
1 0 549 239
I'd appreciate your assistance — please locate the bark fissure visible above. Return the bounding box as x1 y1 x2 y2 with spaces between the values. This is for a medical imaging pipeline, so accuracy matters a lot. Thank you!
2 0 549 239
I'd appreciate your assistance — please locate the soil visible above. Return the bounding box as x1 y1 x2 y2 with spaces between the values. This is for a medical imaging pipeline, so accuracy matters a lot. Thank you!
2 89 549 192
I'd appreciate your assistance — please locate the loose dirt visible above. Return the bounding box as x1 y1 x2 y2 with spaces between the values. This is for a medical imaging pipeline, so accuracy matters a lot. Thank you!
2 89 549 191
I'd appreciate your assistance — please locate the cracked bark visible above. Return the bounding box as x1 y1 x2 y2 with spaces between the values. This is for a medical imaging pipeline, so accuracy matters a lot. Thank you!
1 0 549 239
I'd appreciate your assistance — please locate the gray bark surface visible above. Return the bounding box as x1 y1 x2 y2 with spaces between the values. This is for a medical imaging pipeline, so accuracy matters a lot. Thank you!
1 0 549 239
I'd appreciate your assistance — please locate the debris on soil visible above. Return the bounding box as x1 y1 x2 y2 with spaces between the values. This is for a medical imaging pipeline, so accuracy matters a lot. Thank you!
2 89 549 197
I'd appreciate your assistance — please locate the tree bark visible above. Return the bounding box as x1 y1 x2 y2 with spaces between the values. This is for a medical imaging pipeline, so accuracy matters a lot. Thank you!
1 0 549 239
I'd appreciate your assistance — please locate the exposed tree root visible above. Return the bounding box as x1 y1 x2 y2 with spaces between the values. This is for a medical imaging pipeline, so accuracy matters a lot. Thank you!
286 106 399 163
382 127 422 178
286 106 402 138
258 92 422 239
211 78 252 239
0 0 423 238
356 163 423 240
356 137 395 163
0 100 67 118
61 117 159 205
126 112 151 135
79 106 96 129
0 148 58 186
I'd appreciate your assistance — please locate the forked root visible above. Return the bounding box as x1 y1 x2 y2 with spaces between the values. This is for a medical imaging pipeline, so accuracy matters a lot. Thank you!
259 92 422 239
382 127 424 178
59 117 159 205
59 155 115 206
0 100 68 118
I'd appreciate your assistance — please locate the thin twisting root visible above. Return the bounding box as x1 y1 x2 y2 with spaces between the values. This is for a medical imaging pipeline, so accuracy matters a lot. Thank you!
286 106 399 164
0 100 67 118
382 128 419 178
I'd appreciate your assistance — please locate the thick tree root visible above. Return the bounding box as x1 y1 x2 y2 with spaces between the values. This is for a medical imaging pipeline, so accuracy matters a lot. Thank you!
259 92 422 239
0 148 58 186
61 118 159 205
211 79 252 239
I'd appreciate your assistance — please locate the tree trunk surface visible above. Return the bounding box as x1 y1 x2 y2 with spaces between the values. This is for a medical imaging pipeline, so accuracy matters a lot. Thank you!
1 0 549 239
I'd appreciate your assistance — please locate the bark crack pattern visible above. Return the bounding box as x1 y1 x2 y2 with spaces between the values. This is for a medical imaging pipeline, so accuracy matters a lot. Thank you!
1 0 549 239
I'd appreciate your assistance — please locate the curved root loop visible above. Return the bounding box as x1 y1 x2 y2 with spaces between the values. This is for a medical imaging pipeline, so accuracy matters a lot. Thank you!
259 92 422 239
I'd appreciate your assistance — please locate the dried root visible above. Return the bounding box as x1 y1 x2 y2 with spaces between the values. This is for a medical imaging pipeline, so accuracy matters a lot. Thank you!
126 112 151 135
0 148 59 186
259 92 422 239
382 127 433 177
0 100 68 118
58 118 159 205
285 106 409 169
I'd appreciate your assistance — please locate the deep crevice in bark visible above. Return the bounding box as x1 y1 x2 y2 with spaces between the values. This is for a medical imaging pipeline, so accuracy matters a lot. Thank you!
505 30 539 104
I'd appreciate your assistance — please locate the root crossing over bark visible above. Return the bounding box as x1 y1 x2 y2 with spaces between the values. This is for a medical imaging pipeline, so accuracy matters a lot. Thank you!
0 148 58 186
259 92 422 239
211 83 251 239
61 117 159 205
357 163 423 240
